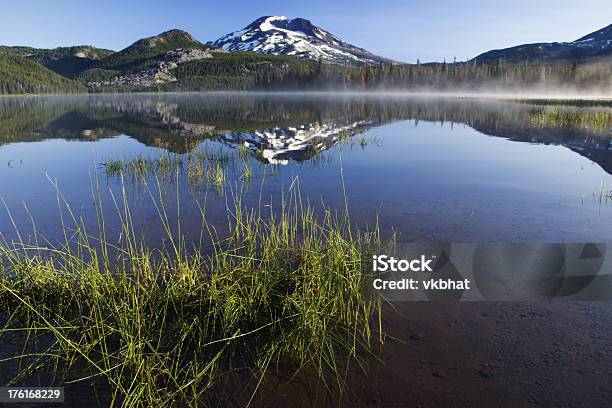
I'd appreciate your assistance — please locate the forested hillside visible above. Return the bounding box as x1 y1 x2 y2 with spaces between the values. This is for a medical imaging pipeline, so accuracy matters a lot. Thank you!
0 48 86 94
10 45 115 78
89 29 211 71
170 52 320 90
86 52 322 92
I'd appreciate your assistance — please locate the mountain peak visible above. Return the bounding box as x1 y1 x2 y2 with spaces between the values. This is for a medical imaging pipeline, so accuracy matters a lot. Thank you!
245 16 288 29
211 16 394 65
141 29 201 48
123 29 212 54
157 29 197 41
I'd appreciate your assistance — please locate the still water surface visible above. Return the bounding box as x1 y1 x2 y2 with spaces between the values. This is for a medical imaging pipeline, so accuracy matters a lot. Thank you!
1 93 612 245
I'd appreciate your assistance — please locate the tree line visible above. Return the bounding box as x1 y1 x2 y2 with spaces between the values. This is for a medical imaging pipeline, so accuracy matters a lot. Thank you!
316 58 612 91
1 45 611 94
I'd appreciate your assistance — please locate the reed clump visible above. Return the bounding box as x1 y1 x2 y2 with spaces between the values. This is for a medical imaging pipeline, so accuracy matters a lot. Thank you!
102 146 235 188
530 107 612 130
0 180 380 407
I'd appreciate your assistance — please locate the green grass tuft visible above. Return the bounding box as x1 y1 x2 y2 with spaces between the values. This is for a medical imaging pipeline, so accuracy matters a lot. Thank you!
0 176 381 406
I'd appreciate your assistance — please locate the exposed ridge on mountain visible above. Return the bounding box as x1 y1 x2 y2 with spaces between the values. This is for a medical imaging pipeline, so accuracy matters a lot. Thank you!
8 45 115 78
472 23 612 63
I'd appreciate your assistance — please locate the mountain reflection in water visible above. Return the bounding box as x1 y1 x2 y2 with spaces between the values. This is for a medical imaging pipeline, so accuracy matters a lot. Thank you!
2 93 612 245
1 94 611 169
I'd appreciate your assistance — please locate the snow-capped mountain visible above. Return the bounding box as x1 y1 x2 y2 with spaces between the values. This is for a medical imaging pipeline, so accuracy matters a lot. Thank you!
211 16 395 65
472 23 612 63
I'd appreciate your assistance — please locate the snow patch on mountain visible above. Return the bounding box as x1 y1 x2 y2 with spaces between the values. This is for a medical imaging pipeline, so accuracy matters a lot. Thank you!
211 16 395 65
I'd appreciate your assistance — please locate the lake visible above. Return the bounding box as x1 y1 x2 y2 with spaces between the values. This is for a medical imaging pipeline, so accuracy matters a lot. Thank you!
1 93 612 247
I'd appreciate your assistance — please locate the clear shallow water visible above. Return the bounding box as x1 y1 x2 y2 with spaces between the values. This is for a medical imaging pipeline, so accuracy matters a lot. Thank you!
1 93 612 246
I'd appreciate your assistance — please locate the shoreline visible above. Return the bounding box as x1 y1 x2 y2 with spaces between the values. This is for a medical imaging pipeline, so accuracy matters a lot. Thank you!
1 90 611 100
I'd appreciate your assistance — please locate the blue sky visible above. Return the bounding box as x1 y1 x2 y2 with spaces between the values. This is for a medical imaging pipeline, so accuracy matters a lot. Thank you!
1 0 610 62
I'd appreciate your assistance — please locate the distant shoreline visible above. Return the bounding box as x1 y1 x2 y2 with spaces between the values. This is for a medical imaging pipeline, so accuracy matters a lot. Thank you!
2 90 612 102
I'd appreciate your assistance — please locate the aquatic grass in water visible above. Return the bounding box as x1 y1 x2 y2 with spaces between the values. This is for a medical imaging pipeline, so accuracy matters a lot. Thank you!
238 143 251 159
530 107 612 130
0 175 381 406
102 146 237 189
335 133 383 152
240 161 253 182
205 161 225 187
514 98 612 108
